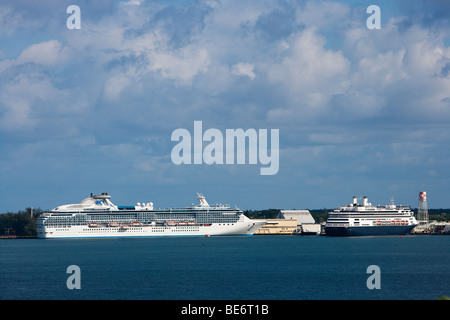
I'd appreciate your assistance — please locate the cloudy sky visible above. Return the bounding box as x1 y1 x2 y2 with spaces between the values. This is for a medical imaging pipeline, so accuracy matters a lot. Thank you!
1 0 450 212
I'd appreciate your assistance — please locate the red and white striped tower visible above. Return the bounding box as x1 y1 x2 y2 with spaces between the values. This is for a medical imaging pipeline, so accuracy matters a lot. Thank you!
417 192 429 228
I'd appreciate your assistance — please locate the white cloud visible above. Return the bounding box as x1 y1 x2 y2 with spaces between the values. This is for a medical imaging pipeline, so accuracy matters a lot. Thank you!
0 39 71 73
231 62 255 80
149 46 210 82
267 28 349 93
0 97 35 131
103 74 131 101
0 71 90 132
124 0 142 6
0 6 31 37
296 1 350 29
17 40 71 66
356 49 408 86
263 28 350 122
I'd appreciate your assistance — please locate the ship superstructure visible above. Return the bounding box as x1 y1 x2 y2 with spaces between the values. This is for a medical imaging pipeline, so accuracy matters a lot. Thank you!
36 193 265 238
325 196 417 236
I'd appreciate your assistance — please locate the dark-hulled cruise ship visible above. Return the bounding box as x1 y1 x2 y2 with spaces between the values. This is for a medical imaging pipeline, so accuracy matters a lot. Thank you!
325 196 417 236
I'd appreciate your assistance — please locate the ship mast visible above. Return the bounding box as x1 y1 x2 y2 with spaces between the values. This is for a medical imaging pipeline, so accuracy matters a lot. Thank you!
197 193 210 207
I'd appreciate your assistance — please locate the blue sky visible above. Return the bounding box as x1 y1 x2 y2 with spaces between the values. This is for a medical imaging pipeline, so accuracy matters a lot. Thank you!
1 0 450 212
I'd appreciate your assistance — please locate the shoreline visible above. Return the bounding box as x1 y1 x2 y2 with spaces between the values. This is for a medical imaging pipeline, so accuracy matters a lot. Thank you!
0 235 37 239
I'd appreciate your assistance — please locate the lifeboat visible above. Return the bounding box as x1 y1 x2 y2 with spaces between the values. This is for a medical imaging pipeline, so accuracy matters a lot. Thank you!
131 222 141 226
167 221 177 226
187 221 196 225
88 223 98 228
108 222 119 227
178 221 187 226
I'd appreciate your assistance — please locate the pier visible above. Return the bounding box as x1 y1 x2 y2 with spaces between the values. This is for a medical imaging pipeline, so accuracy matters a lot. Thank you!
0 235 37 239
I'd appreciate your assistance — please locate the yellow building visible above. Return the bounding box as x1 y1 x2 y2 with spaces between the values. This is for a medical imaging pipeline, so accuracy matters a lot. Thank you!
254 219 298 235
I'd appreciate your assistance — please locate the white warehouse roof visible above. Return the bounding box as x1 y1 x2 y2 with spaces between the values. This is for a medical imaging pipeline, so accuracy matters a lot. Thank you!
277 210 316 225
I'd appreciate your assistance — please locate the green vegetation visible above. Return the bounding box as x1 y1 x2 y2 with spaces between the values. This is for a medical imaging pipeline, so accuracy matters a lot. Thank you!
244 209 280 219
415 209 449 222
0 208 44 236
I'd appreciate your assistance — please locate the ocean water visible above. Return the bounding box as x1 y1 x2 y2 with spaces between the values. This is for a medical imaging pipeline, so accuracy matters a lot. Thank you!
0 235 449 300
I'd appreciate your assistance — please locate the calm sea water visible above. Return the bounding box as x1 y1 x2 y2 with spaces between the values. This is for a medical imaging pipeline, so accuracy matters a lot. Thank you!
1 235 449 300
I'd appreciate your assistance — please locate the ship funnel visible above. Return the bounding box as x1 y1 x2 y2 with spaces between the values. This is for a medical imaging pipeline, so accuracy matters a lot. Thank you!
352 196 357 205
363 196 368 206
197 193 210 207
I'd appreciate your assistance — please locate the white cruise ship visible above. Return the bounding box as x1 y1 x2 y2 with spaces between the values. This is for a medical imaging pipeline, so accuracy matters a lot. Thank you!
325 196 417 236
36 193 266 239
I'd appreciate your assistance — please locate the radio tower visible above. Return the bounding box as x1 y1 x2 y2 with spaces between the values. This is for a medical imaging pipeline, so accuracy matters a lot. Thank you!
417 191 429 230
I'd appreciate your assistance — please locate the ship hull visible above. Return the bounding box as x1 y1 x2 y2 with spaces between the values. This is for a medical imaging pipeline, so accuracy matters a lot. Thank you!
325 224 416 237
37 220 266 239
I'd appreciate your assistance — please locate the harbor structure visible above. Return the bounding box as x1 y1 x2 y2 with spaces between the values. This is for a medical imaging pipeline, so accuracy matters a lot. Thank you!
278 210 321 235
277 209 315 224
254 219 298 235
254 210 321 235
416 191 429 230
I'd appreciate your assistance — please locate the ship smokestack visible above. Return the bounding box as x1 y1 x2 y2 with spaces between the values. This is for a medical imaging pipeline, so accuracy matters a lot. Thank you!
353 196 357 205
363 196 368 206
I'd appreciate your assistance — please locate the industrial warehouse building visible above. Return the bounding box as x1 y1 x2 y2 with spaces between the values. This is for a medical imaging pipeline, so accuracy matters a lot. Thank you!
278 209 321 235
277 210 315 224
254 219 298 235
255 209 321 235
